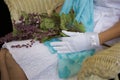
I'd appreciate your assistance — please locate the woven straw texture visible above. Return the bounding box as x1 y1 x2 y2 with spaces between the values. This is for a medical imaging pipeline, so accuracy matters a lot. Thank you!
78 42 120 80
4 0 64 21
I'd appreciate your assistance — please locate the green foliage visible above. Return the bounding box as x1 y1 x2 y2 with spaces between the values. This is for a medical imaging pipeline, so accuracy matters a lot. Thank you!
40 13 61 31
60 13 73 30
12 26 18 36
12 10 85 42
21 11 30 24
40 18 55 30
73 20 85 32
60 10 85 32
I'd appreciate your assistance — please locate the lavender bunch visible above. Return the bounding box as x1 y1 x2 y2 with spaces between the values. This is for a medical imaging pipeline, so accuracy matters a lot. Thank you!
0 12 61 45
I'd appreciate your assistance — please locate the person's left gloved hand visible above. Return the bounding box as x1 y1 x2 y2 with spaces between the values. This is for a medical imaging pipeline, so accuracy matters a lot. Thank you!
50 30 100 53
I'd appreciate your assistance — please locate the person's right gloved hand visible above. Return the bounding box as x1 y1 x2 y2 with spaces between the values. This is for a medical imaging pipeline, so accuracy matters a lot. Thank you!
50 30 100 53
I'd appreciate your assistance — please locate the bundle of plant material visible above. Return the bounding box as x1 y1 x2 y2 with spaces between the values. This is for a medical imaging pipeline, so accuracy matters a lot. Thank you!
0 10 85 44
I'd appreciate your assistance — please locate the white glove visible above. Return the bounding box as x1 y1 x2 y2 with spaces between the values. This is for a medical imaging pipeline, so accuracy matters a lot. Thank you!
50 30 100 53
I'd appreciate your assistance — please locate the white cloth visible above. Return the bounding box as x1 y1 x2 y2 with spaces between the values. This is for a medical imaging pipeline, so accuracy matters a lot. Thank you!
93 5 120 33
3 40 58 80
93 0 120 46
94 0 120 32
94 0 120 10
3 40 77 80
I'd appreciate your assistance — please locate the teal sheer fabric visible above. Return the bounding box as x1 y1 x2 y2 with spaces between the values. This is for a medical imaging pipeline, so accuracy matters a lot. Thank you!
44 38 95 78
44 0 95 78
57 49 95 78
60 0 94 32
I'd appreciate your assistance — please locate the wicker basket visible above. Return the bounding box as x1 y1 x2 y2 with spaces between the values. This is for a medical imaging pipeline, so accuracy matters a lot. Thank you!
4 0 64 21
78 42 120 80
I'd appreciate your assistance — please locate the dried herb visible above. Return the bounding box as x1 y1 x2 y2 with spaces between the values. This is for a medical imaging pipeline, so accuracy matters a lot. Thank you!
0 10 85 44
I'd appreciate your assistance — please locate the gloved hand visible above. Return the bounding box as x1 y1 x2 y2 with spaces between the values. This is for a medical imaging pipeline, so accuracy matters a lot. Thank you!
50 30 100 53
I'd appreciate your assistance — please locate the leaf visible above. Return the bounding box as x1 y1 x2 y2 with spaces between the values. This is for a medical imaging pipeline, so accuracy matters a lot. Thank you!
73 20 85 32
12 26 18 36
60 10 85 32
40 18 55 30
